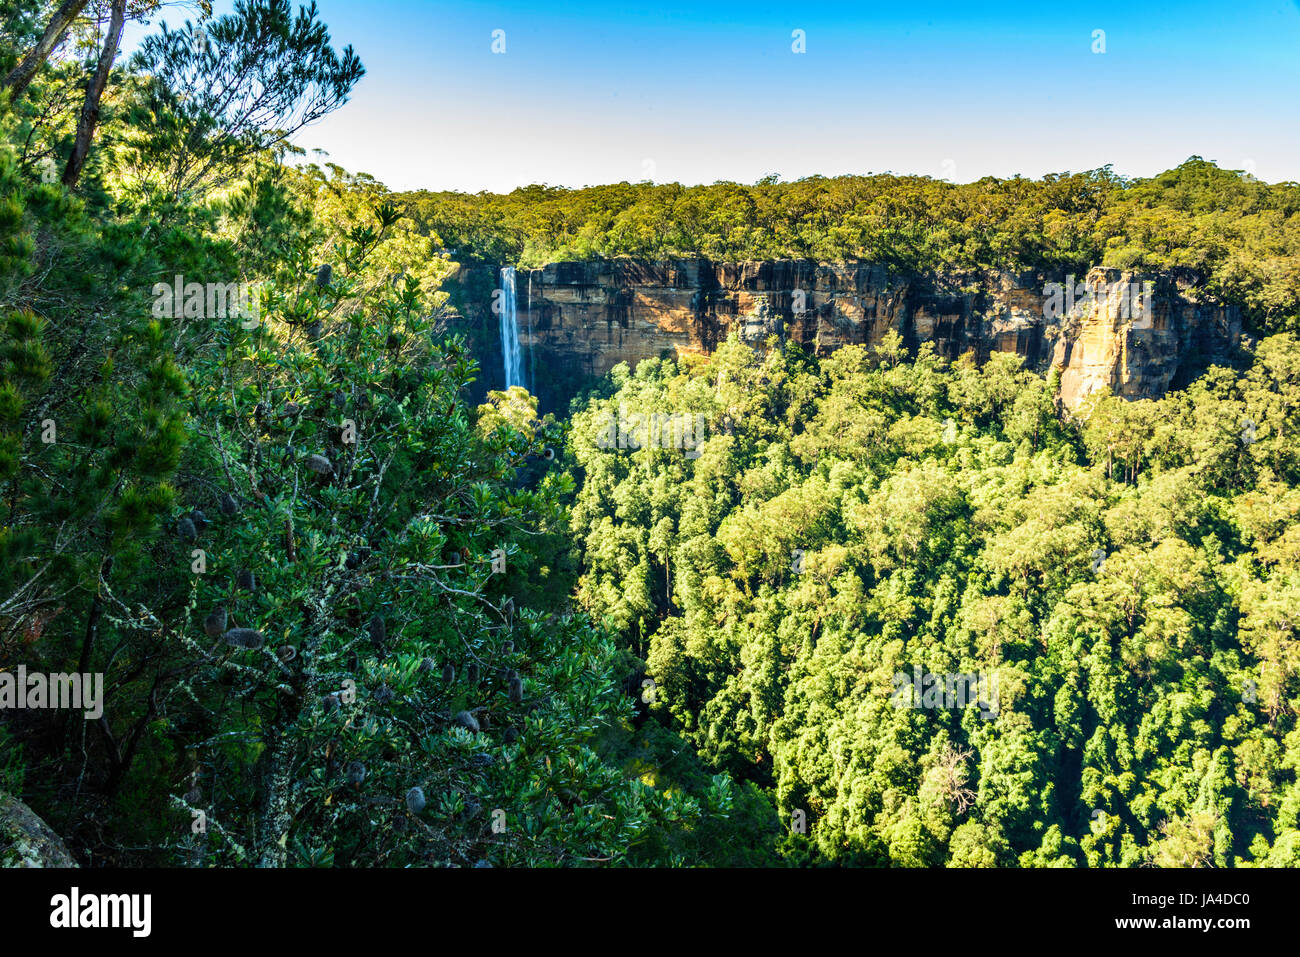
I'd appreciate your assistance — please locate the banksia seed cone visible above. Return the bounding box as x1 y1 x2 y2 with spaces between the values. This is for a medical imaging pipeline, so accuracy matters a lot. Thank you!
223 628 263 649
203 607 227 638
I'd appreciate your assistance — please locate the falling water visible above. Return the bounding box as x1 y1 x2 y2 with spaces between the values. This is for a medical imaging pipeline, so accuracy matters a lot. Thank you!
499 266 523 389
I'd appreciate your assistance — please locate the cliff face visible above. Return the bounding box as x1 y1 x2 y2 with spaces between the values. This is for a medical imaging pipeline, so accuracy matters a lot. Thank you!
450 259 1241 413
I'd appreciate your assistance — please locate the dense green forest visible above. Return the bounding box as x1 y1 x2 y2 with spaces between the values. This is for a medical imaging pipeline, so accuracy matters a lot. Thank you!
564 335 1300 865
1 0 1298 869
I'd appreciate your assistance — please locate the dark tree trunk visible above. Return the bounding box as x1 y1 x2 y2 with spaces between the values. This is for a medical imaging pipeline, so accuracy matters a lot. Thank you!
2 0 91 103
62 0 127 188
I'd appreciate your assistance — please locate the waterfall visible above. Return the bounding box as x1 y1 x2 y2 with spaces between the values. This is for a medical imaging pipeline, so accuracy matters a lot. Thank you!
498 266 523 389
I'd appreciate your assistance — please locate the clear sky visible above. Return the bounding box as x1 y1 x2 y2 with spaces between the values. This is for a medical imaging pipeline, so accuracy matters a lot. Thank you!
123 0 1300 192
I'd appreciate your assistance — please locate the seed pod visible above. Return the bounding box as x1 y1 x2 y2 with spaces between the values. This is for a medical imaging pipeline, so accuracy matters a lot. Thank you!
202 606 227 638
469 752 494 768
367 614 386 646
386 333 401 351
277 644 297 663
190 509 209 530
418 657 434 674
452 710 480 733
322 693 341 713
345 551 361 570
503 728 519 744
223 627 263 650
332 389 346 409
282 402 301 419
306 453 333 475
237 569 256 592
177 517 197 541
543 447 555 461
406 786 426 814
441 664 455 684
306 320 323 341
218 492 239 516
316 264 332 288
508 675 524 703
374 684 395 705
466 663 479 685
346 760 366 786
253 402 267 422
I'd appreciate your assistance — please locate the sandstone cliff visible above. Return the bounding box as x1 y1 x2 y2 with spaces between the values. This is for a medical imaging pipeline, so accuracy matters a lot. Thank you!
449 259 1241 413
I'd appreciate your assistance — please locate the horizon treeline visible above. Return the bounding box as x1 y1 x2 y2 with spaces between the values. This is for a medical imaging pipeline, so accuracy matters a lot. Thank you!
399 159 1300 338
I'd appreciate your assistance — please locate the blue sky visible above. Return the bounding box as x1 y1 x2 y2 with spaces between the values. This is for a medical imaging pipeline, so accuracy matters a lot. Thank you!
123 1 1300 192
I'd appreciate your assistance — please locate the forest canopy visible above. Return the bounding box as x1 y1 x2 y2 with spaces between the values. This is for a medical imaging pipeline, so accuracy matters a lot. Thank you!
399 159 1300 337
562 332 1300 866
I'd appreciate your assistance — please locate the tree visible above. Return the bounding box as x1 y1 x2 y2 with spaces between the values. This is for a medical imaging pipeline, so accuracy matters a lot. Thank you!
1 0 91 102
60 0 125 187
127 0 364 199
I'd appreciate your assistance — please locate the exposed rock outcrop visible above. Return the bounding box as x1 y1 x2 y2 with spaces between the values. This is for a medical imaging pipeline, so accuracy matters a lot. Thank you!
450 259 1241 413
0 790 77 867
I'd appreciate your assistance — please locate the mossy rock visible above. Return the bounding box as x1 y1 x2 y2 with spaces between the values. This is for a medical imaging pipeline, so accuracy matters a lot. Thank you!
0 791 77 868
